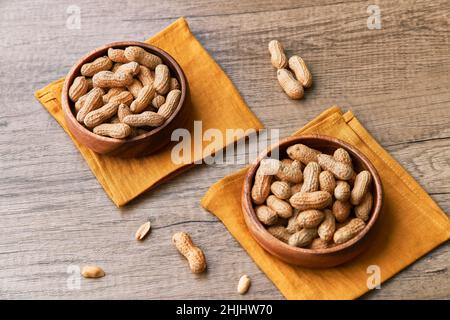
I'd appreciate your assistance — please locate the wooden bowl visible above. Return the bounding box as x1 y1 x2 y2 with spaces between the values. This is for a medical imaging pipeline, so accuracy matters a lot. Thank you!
242 135 383 268
61 41 189 158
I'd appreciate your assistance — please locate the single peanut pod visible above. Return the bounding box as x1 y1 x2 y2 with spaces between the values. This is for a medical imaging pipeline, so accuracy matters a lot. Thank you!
135 221 151 241
334 180 351 201
350 171 372 205
286 144 320 164
288 55 312 88
267 226 291 243
76 87 104 123
172 232 206 273
300 162 320 193
116 61 140 76
255 205 278 226
127 79 144 98
107 48 129 63
81 56 112 76
270 181 291 200
332 200 352 223
92 70 133 88
276 159 303 183
277 69 304 99
130 85 156 113
286 210 301 233
268 40 288 69
290 183 303 195
309 238 331 249
333 218 366 244
154 64 170 95
319 170 336 194
288 228 317 247
170 77 180 90
117 103 132 122
81 266 105 278
123 111 165 127
267 195 293 219
158 89 181 119
289 191 332 211
297 210 324 228
93 123 132 139
102 87 126 104
251 166 273 205
109 90 134 106
318 209 336 242
137 65 154 87
84 101 119 128
333 148 352 165
355 192 373 221
237 275 251 295
124 46 162 70
69 76 89 102
152 95 165 109
317 154 354 180
74 94 87 113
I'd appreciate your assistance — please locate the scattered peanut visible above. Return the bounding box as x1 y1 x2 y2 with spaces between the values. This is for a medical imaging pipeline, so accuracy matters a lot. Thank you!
268 40 288 69
81 265 105 278
277 69 304 100
268 40 313 99
135 221 151 241
237 275 251 295
172 232 206 274
288 55 312 88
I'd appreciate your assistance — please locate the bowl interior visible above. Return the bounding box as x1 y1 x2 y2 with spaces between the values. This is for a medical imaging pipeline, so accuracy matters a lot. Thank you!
244 134 382 255
62 41 187 143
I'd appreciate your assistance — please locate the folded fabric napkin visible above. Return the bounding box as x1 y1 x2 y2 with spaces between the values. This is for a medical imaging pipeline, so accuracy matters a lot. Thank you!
34 17 263 207
201 106 450 300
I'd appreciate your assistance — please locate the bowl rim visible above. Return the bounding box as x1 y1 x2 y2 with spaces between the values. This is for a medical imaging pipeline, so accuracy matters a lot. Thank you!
242 134 383 256
61 41 187 143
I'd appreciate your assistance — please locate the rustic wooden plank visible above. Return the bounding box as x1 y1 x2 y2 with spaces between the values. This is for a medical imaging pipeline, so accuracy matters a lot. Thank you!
0 0 448 299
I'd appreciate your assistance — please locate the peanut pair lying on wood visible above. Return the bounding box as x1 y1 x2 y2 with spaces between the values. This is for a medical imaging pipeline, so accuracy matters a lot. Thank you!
251 144 373 249
69 46 182 139
268 40 312 100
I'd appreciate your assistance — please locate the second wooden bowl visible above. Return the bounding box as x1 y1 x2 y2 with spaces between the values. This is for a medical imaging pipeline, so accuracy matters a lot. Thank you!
242 135 383 268
61 41 189 158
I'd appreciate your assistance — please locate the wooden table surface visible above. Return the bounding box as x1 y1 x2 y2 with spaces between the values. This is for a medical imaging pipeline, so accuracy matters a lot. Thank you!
0 0 449 299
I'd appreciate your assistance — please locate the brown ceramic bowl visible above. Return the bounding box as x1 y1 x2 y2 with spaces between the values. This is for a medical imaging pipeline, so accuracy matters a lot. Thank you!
242 135 383 268
61 41 189 158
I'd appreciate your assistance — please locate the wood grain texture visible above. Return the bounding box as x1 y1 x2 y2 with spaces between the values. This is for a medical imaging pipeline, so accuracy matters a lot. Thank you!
0 0 449 299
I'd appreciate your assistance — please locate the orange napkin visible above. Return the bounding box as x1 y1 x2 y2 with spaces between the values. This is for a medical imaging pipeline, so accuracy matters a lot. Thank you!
201 106 450 300
34 17 263 207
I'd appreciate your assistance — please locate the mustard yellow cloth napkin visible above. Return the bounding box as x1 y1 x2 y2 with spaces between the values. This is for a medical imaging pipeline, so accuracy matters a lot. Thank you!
201 106 450 300
34 17 263 207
